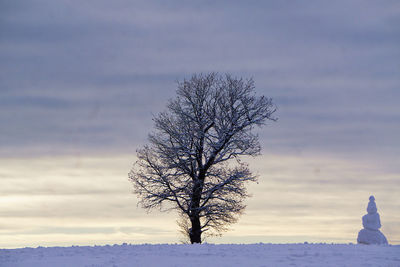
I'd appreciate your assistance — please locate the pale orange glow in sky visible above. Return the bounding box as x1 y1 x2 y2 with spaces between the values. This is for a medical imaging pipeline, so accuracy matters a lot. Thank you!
1 154 398 248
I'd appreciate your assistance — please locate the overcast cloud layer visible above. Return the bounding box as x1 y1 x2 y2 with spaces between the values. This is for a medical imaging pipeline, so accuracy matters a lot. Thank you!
1 0 399 158
1 0 399 247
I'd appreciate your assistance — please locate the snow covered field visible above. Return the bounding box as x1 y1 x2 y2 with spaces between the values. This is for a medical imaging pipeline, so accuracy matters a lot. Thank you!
1 243 399 267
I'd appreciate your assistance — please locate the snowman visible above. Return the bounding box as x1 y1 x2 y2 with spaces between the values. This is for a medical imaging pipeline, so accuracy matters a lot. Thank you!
357 196 388 245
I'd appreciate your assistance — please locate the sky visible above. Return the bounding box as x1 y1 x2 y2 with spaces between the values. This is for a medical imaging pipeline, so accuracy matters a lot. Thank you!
0 0 399 248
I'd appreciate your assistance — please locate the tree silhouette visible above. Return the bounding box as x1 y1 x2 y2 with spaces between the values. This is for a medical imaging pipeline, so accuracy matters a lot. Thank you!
129 73 276 243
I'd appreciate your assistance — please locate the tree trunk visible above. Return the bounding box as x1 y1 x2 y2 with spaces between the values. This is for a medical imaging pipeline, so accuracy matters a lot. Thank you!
189 180 203 244
189 215 202 244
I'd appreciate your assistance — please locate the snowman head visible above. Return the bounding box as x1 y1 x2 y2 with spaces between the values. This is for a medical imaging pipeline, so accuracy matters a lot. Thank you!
367 195 377 214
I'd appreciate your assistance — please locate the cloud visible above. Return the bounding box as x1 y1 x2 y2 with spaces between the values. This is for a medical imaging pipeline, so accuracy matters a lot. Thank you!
1 0 399 158
0 0 399 247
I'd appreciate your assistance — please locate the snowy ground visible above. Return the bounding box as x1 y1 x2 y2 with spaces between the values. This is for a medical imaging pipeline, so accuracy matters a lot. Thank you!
1 243 399 267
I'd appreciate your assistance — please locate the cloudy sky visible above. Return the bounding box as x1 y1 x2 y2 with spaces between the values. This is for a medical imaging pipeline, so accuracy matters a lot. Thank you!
1 0 399 248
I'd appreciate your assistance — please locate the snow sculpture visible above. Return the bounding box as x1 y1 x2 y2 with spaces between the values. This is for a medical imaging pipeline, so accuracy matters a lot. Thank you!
357 196 388 245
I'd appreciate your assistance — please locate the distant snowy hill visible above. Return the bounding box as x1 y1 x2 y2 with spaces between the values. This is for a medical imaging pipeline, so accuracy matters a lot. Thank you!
1 243 399 267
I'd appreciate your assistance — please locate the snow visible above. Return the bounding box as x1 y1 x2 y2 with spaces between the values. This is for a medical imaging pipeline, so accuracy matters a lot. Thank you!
1 243 399 267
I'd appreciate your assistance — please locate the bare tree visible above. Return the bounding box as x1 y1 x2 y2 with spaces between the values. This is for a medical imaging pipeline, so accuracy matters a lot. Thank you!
129 73 276 244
